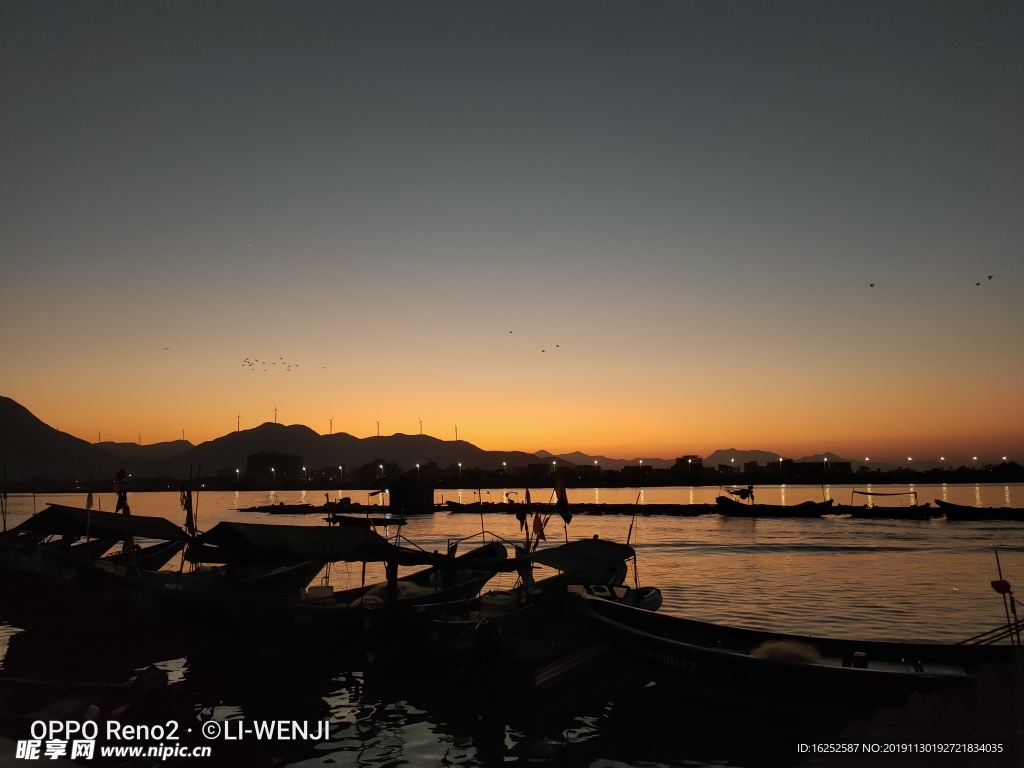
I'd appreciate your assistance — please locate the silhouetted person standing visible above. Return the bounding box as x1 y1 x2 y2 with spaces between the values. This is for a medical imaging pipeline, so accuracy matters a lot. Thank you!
114 468 131 515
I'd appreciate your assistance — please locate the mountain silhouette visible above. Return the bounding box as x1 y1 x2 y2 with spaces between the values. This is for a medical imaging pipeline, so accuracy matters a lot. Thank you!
0 396 862 483
0 396 122 482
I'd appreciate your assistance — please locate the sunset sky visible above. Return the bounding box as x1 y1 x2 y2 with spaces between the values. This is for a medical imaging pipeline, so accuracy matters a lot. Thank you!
2 1 1022 465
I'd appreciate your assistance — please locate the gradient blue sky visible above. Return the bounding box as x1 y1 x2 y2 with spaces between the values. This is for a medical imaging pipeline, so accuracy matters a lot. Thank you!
2 1 1022 463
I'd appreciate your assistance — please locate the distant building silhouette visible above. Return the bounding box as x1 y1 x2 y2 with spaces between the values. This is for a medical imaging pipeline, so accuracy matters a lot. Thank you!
672 455 703 471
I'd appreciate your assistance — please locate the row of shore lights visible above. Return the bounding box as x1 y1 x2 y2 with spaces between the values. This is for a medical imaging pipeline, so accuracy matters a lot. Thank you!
231 454 1011 482
715 456 1011 472
840 456 1007 469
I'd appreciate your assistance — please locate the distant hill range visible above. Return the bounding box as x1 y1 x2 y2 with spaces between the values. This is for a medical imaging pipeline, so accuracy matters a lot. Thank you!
0 395 868 483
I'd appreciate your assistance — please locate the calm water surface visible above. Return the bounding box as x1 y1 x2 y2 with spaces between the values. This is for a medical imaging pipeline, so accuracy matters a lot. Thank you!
2 484 1022 767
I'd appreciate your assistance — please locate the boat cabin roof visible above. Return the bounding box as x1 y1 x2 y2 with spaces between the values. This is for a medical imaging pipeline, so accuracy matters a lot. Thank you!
186 521 439 566
520 538 635 572
6 504 189 542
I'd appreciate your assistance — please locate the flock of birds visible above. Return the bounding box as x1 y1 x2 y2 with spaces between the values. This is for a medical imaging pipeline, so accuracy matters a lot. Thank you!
234 334 566 374
242 357 301 373
509 330 561 353
869 275 994 288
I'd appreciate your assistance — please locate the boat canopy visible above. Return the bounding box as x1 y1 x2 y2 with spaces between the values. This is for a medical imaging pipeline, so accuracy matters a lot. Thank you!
4 504 189 542
851 489 918 504
520 538 635 573
185 521 439 566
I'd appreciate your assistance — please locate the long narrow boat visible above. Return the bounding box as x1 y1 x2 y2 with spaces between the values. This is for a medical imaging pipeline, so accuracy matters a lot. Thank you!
236 502 316 514
574 594 1013 713
935 499 1024 522
837 490 941 520
149 522 509 640
840 503 941 521
715 495 834 518
324 511 407 527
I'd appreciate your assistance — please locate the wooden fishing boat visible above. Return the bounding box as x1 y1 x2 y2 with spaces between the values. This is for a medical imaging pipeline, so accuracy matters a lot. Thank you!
841 503 940 520
237 502 316 514
426 538 648 637
715 495 834 518
837 490 941 520
935 499 1024 522
0 504 188 587
418 537 655 692
0 504 191 632
148 522 509 640
574 594 1013 713
324 511 407 527
250 540 510 643
432 583 663 693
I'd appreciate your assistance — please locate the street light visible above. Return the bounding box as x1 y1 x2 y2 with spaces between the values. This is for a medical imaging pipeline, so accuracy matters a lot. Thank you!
503 461 507 481
379 464 384 479
458 462 462 481
416 463 420 480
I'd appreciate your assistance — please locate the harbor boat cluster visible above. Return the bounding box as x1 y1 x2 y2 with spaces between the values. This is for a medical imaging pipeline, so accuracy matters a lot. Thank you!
1 487 1023 766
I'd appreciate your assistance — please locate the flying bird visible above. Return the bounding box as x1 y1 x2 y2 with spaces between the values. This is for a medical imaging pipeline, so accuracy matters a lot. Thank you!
869 283 875 288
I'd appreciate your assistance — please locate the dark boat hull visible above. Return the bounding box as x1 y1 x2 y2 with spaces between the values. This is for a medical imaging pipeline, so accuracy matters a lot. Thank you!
715 496 834 518
575 595 1011 713
935 499 1024 522
839 503 941 520
431 584 663 693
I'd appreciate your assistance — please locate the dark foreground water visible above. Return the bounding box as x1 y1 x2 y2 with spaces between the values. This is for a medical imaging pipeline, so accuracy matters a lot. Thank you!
1 485 1022 767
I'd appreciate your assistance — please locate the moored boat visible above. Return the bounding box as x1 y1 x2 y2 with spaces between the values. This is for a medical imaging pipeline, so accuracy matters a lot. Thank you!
157 522 509 642
715 495 834 518
0 504 191 632
419 535 656 692
935 499 1024 522
837 490 941 519
237 502 316 514
573 594 1013 713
